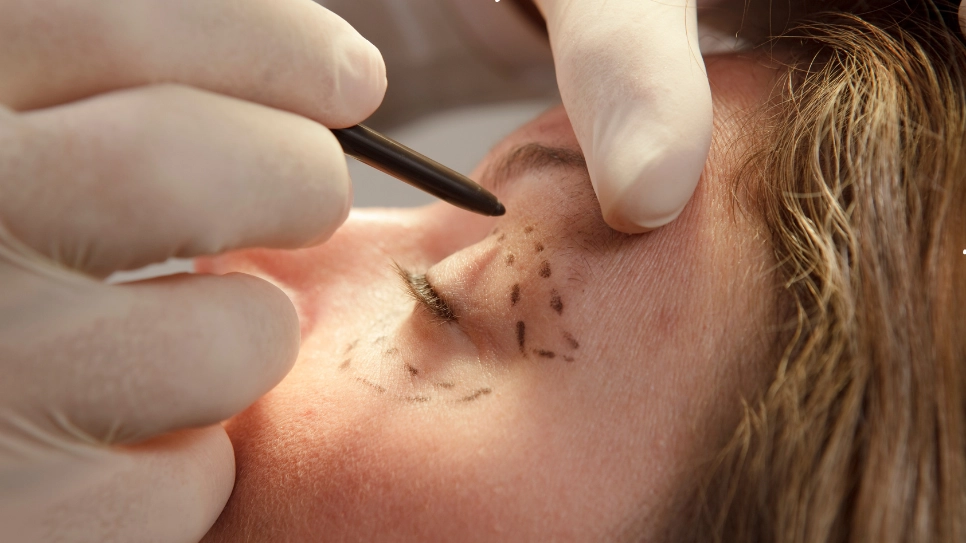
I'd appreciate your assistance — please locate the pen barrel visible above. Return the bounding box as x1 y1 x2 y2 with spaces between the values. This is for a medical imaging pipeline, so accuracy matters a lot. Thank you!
332 125 504 216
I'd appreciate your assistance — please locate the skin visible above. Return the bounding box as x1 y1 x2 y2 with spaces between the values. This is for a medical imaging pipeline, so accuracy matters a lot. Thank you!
199 54 779 542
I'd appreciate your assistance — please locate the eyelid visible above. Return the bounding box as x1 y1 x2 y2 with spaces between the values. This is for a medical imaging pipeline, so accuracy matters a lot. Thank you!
485 143 588 194
393 263 458 323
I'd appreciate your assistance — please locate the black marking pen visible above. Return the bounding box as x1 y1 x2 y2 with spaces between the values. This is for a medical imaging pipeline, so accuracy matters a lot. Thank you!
332 124 506 217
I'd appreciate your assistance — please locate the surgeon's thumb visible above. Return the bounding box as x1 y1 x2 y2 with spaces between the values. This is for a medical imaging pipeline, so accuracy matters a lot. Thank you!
589 91 712 233
541 0 713 233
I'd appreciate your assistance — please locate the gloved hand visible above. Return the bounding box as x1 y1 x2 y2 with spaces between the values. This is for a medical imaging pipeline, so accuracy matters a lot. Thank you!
0 1 384 541
533 0 714 233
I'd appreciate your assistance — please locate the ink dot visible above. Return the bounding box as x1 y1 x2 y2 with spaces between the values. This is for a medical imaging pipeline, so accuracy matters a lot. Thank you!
406 364 419 376
563 356 575 363
407 396 431 403
434 382 455 389
497 233 507 242
339 359 352 370
506 254 515 266
344 340 358 354
524 225 535 233
511 284 521 306
534 349 556 359
563 331 580 350
538 261 552 278
516 321 526 353
535 242 544 252
550 290 563 314
384 347 399 356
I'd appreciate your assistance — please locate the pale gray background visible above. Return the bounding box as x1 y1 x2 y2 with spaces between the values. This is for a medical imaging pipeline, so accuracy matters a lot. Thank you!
108 99 556 283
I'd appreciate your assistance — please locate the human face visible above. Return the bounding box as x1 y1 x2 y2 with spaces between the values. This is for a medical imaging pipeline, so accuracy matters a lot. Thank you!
200 54 778 542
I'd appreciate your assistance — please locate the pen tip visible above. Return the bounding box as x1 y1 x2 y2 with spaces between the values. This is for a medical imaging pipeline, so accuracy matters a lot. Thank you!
493 202 506 216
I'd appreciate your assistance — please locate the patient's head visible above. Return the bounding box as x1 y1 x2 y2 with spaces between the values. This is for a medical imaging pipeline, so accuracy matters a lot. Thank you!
199 53 777 542
200 3 966 542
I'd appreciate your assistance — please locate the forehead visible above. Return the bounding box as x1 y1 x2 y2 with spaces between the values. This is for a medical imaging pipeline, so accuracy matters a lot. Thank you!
490 53 778 170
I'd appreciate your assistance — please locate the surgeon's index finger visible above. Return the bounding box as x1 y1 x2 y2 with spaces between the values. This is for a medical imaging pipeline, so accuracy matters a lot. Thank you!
538 0 713 232
0 0 386 127
2 85 351 277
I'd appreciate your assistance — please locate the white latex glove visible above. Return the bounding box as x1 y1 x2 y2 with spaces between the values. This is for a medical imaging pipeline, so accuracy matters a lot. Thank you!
0 1 385 541
534 0 714 232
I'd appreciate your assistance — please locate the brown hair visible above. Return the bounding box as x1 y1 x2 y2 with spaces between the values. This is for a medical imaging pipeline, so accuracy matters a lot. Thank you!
695 2 966 541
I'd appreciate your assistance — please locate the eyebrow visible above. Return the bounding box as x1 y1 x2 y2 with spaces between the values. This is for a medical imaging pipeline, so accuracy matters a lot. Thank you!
485 143 589 193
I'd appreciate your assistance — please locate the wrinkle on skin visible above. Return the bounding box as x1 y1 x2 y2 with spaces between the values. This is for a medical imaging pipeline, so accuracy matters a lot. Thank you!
199 54 781 542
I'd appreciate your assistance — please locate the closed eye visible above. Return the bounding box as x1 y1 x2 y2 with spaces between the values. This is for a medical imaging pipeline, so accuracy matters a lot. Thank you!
393 263 457 323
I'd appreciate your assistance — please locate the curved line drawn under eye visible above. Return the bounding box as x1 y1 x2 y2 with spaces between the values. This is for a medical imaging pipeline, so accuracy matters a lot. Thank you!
340 324 495 404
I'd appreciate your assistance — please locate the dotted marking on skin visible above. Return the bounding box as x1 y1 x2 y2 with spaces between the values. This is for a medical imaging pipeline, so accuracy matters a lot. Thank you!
407 364 419 376
539 261 552 278
384 347 400 356
374 336 387 344
516 321 526 353
550 290 563 314
406 396 431 403
534 349 556 359
524 225 535 234
563 356 575 363
460 388 492 402
339 359 352 370
344 340 358 354
563 332 580 350
506 254 516 266
434 382 455 389
357 378 386 393
534 242 544 252
497 233 507 242
511 284 521 306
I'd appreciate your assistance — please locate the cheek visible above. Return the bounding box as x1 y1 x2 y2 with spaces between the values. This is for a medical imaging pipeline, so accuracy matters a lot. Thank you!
207 370 643 542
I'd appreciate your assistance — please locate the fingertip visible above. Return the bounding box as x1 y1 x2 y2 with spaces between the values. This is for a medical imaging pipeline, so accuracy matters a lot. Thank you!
121 426 236 541
302 127 353 247
593 145 703 234
601 195 687 233
330 30 387 127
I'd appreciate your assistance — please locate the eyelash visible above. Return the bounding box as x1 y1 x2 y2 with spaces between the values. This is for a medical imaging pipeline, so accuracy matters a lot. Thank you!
393 263 458 323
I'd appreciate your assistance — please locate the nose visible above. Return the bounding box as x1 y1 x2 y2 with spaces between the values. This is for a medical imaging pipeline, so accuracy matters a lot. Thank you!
196 203 499 331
